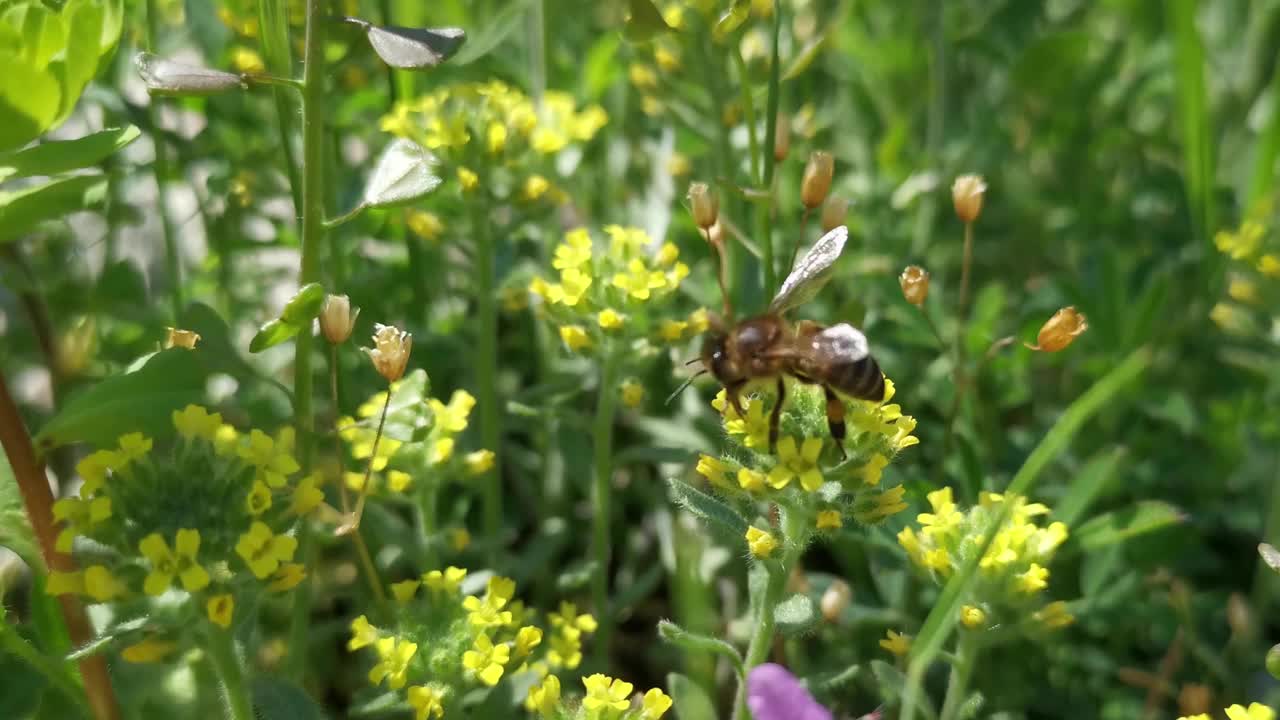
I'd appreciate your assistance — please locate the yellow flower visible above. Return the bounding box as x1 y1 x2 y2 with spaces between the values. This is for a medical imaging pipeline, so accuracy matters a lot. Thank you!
84 565 126 602
547 630 583 669
1214 221 1264 259
745 526 778 558
463 632 511 686
408 685 446 719
959 605 986 629
523 174 551 201
173 405 222 441
598 308 625 330
816 510 843 530
230 46 265 74
658 319 688 341
1259 253 1280 276
667 151 691 177
642 688 674 719
532 127 568 154
880 630 911 657
550 601 598 633
207 594 234 629
724 400 769 448
52 495 112 551
75 449 121 496
214 424 239 456
117 432 153 462
554 228 594 270
387 470 413 492
612 259 669 300
695 454 732 487
620 379 645 408
369 636 418 690
583 674 634 713
458 167 479 191
423 566 468 594
348 615 379 650
1229 277 1260 304
767 436 824 491
268 563 307 592
526 674 560 715
140 529 210 595
235 522 298 579
1017 563 1049 593
429 389 476 434
560 325 592 352
629 63 658 90
46 570 84 597
687 308 710 334
463 576 517 627
391 579 421 604
429 437 455 465
121 639 177 663
862 453 889 486
464 450 495 476
737 467 767 493
655 44 681 72
918 487 962 537
1225 704 1275 720
407 210 444 242
246 481 272 515
487 121 508 153
239 429 300 487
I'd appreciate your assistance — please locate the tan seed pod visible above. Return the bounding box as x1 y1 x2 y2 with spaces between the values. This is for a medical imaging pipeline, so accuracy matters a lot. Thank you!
952 173 987 224
165 327 201 350
899 266 929 307
1027 306 1088 352
801 151 834 209
320 294 360 345
688 182 719 230
365 323 412 382
773 112 791 162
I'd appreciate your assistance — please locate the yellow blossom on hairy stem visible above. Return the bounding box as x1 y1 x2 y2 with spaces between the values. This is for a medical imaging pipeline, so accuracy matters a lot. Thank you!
960 605 986 629
559 324 592 352
745 526 778 558
724 400 770 448
117 432 153 463
429 437 455 465
523 174 551 201
1033 601 1074 629
554 228 594 270
53 496 111 551
391 579 421 604
1017 563 1050 593
207 594 234 629
526 674 560 716
463 632 511 686
83 565 126 602
463 576 517 627
737 467 767 493
514 626 544 658
880 630 911 657
816 510 843 530
553 267 593 306
532 127 568 154
620 378 645 409
612 258 670 300
629 63 659 90
229 46 265 74
406 210 444 242
695 454 733 488
658 319 688 341
464 450 495 476
429 389 476 434
458 167 479 191
268 563 307 592
1224 704 1276 720
369 636 417 690
768 436 825 491
598 308 625 330
173 405 222 442
487 121 507 153
854 485 909 523
547 630 584 669
642 688 674 719
349 615 379 650
140 529 210 595
408 685 446 720
423 566 468 594
122 639 177 664
1214 221 1264 259
75 449 120 496
583 674 634 714
861 453 889 486
235 522 298 579
239 429 300 487
214 424 239 456
918 487 963 537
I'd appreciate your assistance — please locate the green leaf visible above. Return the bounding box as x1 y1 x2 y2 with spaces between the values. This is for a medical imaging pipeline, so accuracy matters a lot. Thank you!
1261 543 1280 574
50 0 105 123
34 349 207 452
279 282 326 325
712 0 750 42
249 319 298 354
870 660 907 704
1169 0 1217 243
773 593 816 637
0 648 46 720
449 0 533 65
1074 501 1185 551
666 478 749 539
0 125 139 181
361 138 442 209
0 174 108 243
1054 447 1126 527
178 302 255 378
251 676 326 720
666 673 717 720
0 455 41 572
657 620 744 674
0 53 61 152
624 0 671 42
782 35 826 81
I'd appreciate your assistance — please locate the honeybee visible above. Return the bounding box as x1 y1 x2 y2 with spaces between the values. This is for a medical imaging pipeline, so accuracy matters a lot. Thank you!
700 225 885 457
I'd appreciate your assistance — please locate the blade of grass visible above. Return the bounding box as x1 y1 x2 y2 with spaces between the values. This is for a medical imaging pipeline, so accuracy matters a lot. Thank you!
1168 0 1218 269
899 347 1150 720
1247 62 1280 211
1054 446 1127 527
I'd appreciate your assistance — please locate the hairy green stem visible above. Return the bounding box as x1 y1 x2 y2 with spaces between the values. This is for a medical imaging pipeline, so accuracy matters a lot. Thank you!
939 633 978 720
591 350 623 661
206 630 254 720
757 3 783 297
144 0 182 320
733 513 805 720
470 195 503 562
286 0 329 681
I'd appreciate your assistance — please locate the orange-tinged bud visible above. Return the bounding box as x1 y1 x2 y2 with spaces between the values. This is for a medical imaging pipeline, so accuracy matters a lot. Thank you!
801 151 834 209
899 266 929 307
165 327 201 349
365 323 412 382
820 195 848 232
320 294 359 345
1028 306 1088 352
688 182 718 230
773 113 791 162
820 579 852 623
952 174 986 224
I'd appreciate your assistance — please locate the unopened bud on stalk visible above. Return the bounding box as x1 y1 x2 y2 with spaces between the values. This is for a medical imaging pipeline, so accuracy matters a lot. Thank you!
952 174 987 224
1267 644 1280 679
801 151 834 209
688 182 719 230
165 327 201 349
820 580 852 623
707 219 725 248
365 323 412 382
1027 307 1088 352
899 266 929 307
773 113 791 162
320 294 360 345
821 195 848 232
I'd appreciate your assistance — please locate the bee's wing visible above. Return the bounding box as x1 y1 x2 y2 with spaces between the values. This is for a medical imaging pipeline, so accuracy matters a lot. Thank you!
807 322 869 363
768 225 848 315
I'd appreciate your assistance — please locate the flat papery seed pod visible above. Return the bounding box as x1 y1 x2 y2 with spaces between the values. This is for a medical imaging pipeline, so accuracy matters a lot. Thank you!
134 53 244 96
362 23 466 69
362 138 443 209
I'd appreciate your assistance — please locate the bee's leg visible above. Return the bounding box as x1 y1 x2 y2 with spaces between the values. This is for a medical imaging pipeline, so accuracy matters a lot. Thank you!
726 382 747 416
769 377 786 453
823 385 848 460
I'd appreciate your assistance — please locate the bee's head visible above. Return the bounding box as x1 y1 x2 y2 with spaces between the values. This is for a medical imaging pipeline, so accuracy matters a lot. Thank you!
700 331 741 385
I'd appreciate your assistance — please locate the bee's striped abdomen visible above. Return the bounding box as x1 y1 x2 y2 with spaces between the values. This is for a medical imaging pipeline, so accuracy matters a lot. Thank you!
828 355 885 402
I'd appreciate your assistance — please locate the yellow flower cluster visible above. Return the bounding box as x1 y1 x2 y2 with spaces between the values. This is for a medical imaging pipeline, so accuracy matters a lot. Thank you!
48 406 313 658
350 571 596 719
525 672 672 720
1211 217 1280 337
1180 703 1275 720
530 226 698 354
897 490 1072 631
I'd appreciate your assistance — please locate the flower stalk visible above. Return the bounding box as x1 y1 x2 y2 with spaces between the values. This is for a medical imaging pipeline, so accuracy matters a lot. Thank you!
591 349 623 660
205 628 254 720
470 193 503 560
144 0 182 320
757 3 783 296
939 632 979 720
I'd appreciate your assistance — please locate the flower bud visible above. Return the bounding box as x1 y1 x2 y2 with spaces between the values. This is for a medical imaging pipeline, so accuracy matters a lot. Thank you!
365 323 412 382
1178 684 1212 717
1028 306 1088 352
959 604 987 629
820 580 851 623
1267 644 1280 679
820 195 848 232
951 174 986 224
320 294 360 345
899 266 929 307
165 327 201 349
773 113 791 162
800 151 834 209
688 182 719 230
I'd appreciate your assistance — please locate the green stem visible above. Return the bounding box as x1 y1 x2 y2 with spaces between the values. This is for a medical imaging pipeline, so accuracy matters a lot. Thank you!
734 50 760 182
470 195 503 562
939 634 978 720
419 479 440 570
591 350 623 661
286 0 328 681
733 513 805 720
144 0 182 320
757 2 783 297
0 624 88 714
205 630 254 720
257 0 303 216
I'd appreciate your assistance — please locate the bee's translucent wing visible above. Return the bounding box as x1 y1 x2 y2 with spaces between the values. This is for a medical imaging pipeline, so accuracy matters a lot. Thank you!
768 225 848 314
809 323 870 363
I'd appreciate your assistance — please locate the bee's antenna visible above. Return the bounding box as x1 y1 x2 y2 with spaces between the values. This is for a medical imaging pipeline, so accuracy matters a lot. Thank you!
665 370 707 405
683 357 701 366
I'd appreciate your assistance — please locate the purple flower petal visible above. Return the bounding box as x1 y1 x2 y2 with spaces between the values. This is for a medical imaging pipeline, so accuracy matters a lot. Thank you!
747 663 833 720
